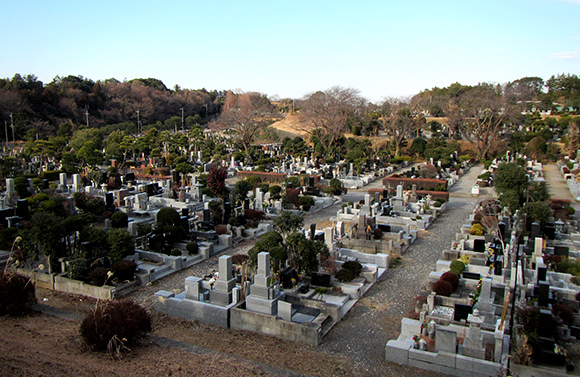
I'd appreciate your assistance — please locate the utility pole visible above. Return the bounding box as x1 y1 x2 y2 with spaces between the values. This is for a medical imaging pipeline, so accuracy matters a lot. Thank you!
136 109 141 134
85 105 89 128
180 107 184 131
10 113 15 144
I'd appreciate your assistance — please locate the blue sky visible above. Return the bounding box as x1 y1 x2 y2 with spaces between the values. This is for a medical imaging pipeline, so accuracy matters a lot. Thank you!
1 0 579 103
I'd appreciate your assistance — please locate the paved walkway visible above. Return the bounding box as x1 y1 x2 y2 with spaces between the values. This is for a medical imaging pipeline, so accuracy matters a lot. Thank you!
543 164 580 216
318 165 495 376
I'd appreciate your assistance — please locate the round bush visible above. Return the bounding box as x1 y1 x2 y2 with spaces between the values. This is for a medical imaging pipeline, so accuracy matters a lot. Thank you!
335 268 356 282
0 272 36 316
80 298 151 353
111 260 137 282
186 241 199 255
440 271 459 291
450 260 465 276
553 303 574 326
373 228 383 240
89 267 111 286
341 261 362 277
433 279 453 296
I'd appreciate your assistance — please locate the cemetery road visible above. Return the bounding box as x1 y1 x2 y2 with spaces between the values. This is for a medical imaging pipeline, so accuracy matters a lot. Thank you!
316 165 493 376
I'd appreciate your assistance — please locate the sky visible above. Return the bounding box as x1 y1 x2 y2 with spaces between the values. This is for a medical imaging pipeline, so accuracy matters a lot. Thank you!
0 0 579 103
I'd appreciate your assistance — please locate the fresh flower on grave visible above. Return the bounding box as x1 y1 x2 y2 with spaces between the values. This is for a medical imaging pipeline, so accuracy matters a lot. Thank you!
209 277 216 289
413 335 420 343
488 263 494 274
291 278 297 287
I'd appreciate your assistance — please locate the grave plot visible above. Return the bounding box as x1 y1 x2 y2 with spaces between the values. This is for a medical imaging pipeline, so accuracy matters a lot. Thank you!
386 192 580 377
154 221 390 346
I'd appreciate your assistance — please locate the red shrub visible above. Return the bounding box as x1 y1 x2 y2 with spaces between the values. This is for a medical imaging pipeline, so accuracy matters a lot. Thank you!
433 279 453 296
441 271 459 290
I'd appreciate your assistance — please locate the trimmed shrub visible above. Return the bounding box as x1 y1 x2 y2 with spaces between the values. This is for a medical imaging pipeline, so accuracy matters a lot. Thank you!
89 267 111 286
440 271 459 291
186 241 199 255
432 279 453 296
111 260 137 282
0 272 36 316
373 228 383 240
215 224 228 235
335 268 356 282
342 261 362 277
80 298 151 354
450 260 465 276
470 223 484 236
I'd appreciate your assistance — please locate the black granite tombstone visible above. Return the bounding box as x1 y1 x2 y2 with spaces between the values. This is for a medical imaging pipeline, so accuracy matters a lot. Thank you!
308 176 315 187
223 201 231 220
454 303 473 321
538 281 550 307
182 207 189 217
555 246 569 258
310 223 317 241
105 192 114 207
462 272 481 280
310 272 331 287
280 267 299 289
537 266 547 283
544 225 556 240
378 224 391 233
473 239 485 252
531 222 542 239
16 199 29 218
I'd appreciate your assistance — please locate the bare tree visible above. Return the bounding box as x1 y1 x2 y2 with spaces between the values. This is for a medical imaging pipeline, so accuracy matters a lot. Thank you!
299 86 366 153
459 83 506 161
217 91 277 153
378 97 419 157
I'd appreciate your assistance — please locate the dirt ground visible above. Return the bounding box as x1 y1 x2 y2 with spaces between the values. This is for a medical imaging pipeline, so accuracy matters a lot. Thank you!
0 289 383 377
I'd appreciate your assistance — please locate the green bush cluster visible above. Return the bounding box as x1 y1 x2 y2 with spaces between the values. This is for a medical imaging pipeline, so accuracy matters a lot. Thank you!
450 260 465 276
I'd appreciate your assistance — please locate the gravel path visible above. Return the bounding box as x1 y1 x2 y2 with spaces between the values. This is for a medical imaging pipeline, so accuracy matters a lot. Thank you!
317 165 494 376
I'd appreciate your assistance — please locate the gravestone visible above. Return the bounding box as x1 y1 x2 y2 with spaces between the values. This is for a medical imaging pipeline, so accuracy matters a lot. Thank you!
462 272 481 280
473 239 485 253
454 303 473 321
555 246 569 258
462 309 486 359
544 225 555 240
278 300 293 322
185 276 203 300
246 252 284 315
209 256 236 306
311 272 331 287
538 281 550 307
310 223 317 241
537 266 547 283
435 328 457 353
531 222 542 239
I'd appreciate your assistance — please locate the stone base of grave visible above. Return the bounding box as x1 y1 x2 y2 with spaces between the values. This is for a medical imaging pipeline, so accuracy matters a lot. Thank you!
246 293 284 315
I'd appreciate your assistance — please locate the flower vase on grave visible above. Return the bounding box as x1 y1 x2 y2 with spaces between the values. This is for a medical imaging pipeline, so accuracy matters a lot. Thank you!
412 335 420 349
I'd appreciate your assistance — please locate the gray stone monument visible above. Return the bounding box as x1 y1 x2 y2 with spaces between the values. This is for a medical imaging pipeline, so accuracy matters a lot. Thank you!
462 309 486 359
246 252 284 315
209 256 236 306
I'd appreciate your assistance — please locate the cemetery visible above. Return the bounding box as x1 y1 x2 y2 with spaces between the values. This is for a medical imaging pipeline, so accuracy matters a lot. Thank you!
386 159 580 376
154 219 389 345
